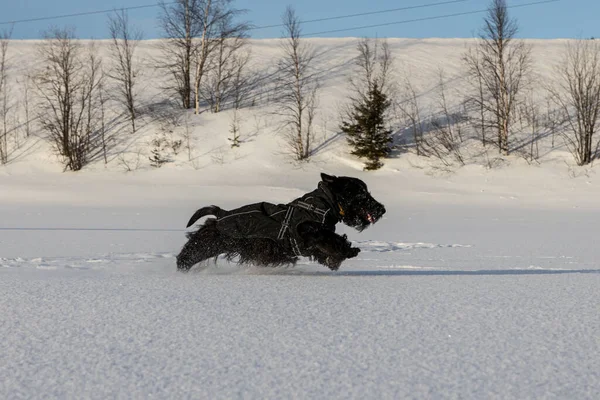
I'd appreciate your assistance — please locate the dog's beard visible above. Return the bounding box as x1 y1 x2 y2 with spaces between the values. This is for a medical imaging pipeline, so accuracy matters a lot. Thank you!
338 193 386 231
343 208 383 232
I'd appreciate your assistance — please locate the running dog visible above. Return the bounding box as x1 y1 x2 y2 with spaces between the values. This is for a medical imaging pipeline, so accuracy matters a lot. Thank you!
176 173 386 271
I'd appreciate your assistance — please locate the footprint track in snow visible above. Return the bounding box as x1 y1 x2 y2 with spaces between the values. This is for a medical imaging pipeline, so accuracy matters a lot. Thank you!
0 252 176 269
357 241 472 253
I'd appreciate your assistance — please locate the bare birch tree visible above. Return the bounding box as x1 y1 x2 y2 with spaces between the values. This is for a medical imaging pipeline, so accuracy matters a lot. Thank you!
192 0 246 115
194 0 213 114
465 49 488 146
397 78 425 156
0 27 12 164
519 89 540 162
463 0 531 155
276 5 319 161
350 37 394 99
108 9 142 133
85 46 103 160
228 49 252 109
423 69 466 166
20 73 32 138
548 39 600 166
157 0 203 109
98 77 108 164
203 14 249 113
35 28 103 171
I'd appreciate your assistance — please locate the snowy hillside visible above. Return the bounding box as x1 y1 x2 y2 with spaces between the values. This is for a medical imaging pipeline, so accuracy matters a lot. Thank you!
0 38 589 174
1 38 600 399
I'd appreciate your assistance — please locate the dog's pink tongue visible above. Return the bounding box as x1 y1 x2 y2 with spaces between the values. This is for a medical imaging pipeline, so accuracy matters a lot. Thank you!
367 213 375 223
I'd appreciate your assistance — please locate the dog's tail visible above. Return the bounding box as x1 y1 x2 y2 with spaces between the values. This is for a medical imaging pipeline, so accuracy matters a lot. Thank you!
186 205 225 228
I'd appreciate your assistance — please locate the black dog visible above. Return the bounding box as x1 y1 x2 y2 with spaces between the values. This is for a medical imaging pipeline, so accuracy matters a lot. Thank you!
176 173 385 271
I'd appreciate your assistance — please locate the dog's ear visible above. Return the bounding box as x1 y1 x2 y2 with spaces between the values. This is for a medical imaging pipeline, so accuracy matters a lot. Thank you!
320 173 337 183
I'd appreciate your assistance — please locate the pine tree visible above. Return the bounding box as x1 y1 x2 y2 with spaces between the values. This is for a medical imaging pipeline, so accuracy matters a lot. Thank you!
149 136 168 168
341 82 393 170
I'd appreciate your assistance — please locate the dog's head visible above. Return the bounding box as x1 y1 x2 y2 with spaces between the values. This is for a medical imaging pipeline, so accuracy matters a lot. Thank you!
320 173 386 231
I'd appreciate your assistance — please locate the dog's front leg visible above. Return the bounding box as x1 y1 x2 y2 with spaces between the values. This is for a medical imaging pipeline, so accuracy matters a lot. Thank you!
301 227 360 270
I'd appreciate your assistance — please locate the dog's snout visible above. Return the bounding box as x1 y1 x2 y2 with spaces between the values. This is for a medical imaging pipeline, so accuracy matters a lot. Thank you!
376 203 386 219
365 200 385 223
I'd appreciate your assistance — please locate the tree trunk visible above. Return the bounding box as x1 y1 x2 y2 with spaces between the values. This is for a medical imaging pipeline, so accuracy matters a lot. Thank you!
195 0 211 115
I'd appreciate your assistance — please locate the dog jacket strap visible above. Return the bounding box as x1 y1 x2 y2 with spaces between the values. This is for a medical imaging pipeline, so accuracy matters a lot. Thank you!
277 206 295 240
290 238 302 256
294 200 330 224
277 207 304 256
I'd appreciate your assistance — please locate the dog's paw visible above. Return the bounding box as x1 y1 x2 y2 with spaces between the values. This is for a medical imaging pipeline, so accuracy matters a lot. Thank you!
325 256 342 271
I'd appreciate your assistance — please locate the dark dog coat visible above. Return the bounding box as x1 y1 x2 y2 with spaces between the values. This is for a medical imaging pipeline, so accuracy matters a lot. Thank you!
213 182 342 256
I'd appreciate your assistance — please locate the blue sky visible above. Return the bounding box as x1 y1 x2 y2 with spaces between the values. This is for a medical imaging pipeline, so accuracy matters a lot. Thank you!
1 0 597 40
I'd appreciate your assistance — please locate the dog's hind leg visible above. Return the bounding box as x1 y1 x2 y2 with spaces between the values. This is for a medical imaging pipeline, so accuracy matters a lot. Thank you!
176 239 218 272
176 220 225 271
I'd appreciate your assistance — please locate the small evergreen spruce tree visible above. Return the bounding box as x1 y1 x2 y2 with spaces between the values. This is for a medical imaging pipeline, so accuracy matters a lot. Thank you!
149 136 168 168
340 82 392 170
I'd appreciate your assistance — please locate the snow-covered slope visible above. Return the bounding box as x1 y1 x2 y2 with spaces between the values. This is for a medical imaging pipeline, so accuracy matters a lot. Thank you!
1 38 600 399
0 38 586 175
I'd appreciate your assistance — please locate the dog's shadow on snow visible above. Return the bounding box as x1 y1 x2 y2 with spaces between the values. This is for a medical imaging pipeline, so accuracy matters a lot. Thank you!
267 268 600 277
188 261 600 277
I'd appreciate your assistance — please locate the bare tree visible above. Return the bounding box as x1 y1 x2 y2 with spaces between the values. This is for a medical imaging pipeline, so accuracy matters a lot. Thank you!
543 97 563 149
476 60 487 146
548 39 600 166
194 0 214 115
463 0 531 155
98 77 108 164
0 27 12 164
157 0 204 109
396 78 425 156
20 73 32 138
350 37 394 99
181 111 193 160
203 13 249 113
465 49 488 146
275 5 319 161
519 89 541 163
348 38 394 126
423 69 466 166
108 9 142 133
192 0 247 115
34 28 103 171
229 49 253 109
85 45 102 147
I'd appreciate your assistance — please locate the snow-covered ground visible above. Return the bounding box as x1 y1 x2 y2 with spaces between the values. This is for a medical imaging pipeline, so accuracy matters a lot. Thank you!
1 38 600 398
2 167 599 399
